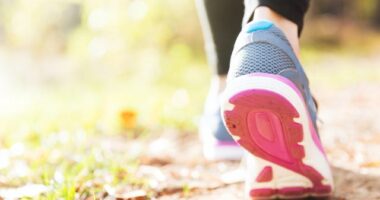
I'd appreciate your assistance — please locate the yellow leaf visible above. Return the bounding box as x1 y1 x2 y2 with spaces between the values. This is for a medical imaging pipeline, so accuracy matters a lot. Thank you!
360 161 380 168
120 110 137 129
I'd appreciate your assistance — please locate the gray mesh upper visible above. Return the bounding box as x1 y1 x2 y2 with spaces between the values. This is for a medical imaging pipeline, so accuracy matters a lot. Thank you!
270 27 291 45
232 42 295 77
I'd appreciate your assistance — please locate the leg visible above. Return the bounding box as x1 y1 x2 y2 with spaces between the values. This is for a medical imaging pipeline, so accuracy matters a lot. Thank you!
196 0 244 160
196 0 244 76
244 0 310 56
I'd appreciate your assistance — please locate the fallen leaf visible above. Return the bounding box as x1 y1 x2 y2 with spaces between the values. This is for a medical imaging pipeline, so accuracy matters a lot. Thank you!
137 165 166 182
115 189 147 200
140 155 171 166
0 184 49 199
220 168 244 185
360 161 380 168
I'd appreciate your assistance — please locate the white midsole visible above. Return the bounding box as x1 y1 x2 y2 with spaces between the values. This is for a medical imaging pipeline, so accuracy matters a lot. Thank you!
202 142 243 161
221 74 334 190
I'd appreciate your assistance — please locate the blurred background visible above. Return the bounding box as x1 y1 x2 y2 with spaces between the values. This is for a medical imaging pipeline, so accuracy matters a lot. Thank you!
0 0 207 135
2 0 380 135
0 0 380 199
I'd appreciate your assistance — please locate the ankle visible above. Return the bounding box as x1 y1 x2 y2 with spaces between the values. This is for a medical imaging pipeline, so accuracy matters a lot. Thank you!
213 75 227 94
253 7 300 57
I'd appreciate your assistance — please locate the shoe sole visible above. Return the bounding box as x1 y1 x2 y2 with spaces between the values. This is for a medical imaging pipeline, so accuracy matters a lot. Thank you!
221 73 333 199
202 140 243 161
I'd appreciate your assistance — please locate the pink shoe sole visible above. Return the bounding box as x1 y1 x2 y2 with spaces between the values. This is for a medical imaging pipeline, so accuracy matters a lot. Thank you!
222 74 333 199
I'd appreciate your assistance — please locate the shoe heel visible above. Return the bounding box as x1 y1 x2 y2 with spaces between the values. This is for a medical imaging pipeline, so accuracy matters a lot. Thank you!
222 73 333 198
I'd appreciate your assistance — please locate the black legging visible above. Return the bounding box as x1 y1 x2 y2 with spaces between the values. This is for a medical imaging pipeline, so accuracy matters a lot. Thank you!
196 0 310 75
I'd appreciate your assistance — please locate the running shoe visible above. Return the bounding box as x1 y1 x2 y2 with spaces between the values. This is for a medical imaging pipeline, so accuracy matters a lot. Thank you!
199 78 243 161
221 20 334 199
